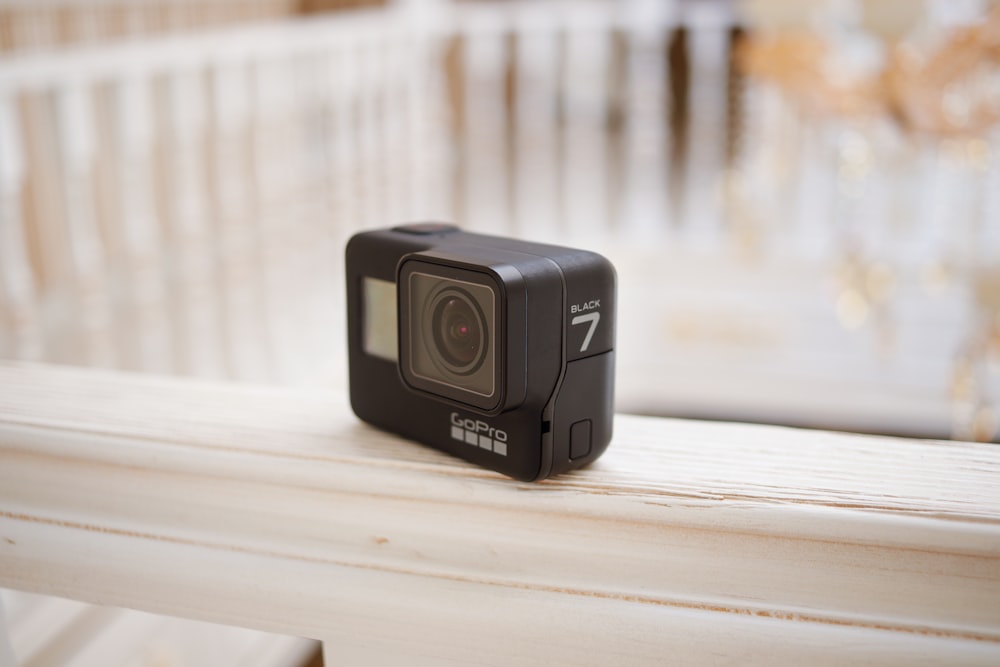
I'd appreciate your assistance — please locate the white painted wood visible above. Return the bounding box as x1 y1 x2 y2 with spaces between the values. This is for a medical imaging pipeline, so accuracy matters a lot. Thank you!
381 32 411 226
208 56 272 383
52 81 117 370
512 7 560 241
619 0 674 239
1 590 93 665
0 597 14 667
356 27 386 234
105 72 173 375
326 34 361 236
679 1 730 247
459 10 510 234
0 362 997 665
159 65 228 380
561 7 611 241
1 589 318 667
607 242 977 436
404 7 455 225
0 87 42 363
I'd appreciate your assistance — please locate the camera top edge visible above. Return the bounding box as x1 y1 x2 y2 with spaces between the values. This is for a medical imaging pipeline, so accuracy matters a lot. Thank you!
376 222 616 276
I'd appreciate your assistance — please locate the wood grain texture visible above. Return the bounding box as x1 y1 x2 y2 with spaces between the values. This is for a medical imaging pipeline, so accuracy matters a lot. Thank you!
0 361 998 665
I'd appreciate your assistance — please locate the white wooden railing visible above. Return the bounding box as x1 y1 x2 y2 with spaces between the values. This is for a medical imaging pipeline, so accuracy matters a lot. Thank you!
1 362 999 664
0 8 428 385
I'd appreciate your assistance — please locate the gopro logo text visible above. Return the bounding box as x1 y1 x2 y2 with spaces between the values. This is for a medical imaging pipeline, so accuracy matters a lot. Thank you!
450 412 508 456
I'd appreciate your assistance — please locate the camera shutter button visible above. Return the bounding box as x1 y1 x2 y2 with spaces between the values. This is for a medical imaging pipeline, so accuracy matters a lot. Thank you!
392 223 460 235
569 420 592 460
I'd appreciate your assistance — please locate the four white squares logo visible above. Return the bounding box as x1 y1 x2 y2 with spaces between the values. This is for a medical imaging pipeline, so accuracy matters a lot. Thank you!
450 419 508 456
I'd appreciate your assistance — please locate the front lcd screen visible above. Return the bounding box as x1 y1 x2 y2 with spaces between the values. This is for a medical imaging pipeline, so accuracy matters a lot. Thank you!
362 277 398 362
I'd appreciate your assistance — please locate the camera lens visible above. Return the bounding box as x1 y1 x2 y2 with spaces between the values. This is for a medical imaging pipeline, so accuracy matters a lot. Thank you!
430 289 487 374
405 269 496 400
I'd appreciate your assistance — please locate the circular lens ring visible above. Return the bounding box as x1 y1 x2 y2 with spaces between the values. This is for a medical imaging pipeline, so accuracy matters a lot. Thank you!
427 288 488 375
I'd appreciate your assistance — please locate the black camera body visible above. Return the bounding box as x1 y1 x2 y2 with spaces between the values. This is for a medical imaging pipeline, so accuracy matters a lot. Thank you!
346 223 615 481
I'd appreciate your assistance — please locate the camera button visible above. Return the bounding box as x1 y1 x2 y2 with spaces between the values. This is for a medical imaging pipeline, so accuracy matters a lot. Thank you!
569 419 592 460
393 223 459 235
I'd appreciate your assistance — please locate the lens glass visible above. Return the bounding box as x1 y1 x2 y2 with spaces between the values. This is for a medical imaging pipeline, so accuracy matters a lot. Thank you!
431 290 486 372
406 271 496 398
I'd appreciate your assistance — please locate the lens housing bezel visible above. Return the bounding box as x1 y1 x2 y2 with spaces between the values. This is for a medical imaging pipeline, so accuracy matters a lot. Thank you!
399 258 505 411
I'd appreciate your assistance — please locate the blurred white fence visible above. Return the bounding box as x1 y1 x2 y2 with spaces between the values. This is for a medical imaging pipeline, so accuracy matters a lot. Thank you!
0 0 997 439
0 9 435 386
0 1 725 376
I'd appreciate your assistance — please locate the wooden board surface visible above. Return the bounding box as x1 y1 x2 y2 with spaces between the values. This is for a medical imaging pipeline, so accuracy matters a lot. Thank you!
0 362 998 665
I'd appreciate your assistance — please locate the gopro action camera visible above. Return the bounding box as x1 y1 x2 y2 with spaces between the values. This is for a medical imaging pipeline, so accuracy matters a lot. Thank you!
346 223 616 481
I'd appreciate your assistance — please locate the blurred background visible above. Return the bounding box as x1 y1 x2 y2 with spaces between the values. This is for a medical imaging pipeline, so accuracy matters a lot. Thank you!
2 0 998 442
0 0 998 664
